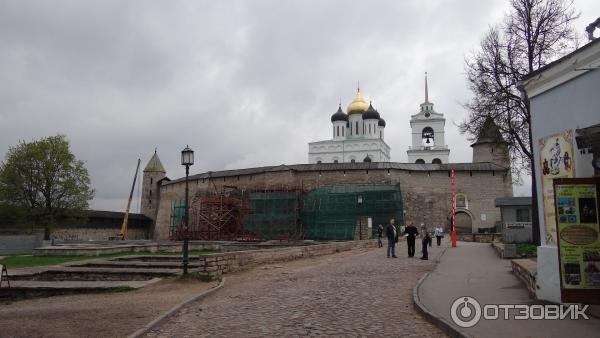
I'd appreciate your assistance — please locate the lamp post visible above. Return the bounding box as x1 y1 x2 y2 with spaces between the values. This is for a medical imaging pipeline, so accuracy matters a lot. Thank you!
181 145 194 274
357 195 363 239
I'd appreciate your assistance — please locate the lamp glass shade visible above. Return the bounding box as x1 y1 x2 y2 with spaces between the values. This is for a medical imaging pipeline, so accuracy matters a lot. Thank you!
181 146 194 166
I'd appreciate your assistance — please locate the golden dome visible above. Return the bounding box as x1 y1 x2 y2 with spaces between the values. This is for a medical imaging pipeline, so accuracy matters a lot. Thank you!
347 90 368 114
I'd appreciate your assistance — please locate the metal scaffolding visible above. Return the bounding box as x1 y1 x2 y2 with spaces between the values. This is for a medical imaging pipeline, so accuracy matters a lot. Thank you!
169 183 403 241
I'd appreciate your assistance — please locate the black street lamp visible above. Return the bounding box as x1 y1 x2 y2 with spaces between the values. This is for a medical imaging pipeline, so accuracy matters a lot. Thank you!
357 195 363 239
181 145 194 274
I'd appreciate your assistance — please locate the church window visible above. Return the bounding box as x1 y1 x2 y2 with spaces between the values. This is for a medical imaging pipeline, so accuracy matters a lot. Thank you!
342 128 344 136
149 189 152 197
150 177 153 184
356 121 359 135
369 124 371 134
149 199 151 205
334 160 338 163
350 159 356 163
336 125 339 137
415 159 425 164
380 131 382 139
432 158 442 164
317 160 322 164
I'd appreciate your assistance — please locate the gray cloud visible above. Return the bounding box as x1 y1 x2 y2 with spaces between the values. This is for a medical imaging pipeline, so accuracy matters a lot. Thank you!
1 0 597 210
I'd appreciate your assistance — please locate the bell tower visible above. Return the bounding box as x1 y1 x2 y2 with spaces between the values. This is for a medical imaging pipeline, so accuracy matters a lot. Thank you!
406 73 450 164
141 149 166 221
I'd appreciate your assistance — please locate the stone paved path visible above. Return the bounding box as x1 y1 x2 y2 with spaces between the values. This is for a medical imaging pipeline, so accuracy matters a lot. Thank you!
145 241 447 337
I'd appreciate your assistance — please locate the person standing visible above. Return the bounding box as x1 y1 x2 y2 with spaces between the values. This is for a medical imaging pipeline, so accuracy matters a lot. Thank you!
434 225 444 246
421 226 431 260
403 223 419 257
385 219 398 258
377 224 384 248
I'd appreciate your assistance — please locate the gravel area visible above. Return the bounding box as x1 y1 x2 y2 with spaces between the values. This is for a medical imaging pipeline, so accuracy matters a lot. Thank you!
0 278 215 338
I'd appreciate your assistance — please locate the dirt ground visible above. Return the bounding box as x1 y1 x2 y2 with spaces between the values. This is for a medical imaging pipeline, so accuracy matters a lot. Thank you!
0 250 374 338
0 278 215 338
0 245 433 338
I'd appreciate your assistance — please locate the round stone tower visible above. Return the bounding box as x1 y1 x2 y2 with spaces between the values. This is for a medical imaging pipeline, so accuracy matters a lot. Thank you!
141 150 166 221
471 117 510 168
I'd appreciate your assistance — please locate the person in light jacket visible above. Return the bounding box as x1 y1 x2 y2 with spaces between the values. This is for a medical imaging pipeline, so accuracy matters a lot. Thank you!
434 225 444 246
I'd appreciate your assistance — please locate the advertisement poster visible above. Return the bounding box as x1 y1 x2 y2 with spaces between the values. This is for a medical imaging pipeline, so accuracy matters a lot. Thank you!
555 182 600 290
540 130 575 244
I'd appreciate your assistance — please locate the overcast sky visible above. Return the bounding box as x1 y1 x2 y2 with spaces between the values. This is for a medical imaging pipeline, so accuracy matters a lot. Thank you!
1 0 598 212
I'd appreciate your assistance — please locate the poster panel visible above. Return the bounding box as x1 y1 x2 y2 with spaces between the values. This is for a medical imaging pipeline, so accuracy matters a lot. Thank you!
540 130 575 244
554 178 600 303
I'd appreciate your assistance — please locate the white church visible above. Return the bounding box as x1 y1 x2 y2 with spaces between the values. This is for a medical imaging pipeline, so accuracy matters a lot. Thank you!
308 74 450 163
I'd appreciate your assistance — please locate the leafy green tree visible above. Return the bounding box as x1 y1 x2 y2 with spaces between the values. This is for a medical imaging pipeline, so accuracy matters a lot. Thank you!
0 135 94 239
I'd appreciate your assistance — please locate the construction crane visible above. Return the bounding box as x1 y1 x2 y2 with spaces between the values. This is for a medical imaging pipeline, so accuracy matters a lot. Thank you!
117 159 141 240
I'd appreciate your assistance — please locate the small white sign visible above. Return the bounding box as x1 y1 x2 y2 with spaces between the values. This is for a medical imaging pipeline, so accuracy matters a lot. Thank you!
481 213 487 221
368 218 372 228
0 264 3 283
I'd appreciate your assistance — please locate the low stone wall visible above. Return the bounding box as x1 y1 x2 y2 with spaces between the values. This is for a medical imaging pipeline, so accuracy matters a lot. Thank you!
220 242 320 252
33 242 220 256
457 233 500 243
0 234 44 255
511 259 537 297
50 226 149 241
492 242 504 257
195 240 377 280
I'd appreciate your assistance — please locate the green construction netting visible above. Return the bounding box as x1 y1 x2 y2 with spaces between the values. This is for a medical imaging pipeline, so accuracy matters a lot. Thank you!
242 191 300 240
301 183 404 240
169 200 185 239
171 184 404 241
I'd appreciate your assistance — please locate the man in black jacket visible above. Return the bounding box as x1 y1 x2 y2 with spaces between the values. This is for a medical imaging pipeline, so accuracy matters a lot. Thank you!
403 223 419 257
385 219 398 258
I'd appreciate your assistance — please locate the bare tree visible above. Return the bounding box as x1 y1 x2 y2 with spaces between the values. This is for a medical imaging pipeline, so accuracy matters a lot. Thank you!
462 0 579 245
461 0 579 178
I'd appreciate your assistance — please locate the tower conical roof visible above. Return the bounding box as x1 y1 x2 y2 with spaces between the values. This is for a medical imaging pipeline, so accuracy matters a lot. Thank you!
471 117 507 146
144 150 166 172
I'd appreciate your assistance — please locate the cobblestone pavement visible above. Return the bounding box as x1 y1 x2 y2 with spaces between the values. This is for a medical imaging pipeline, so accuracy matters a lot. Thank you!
145 241 447 337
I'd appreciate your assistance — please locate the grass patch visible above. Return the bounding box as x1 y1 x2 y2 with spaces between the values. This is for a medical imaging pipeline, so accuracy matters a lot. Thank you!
0 249 220 269
516 243 537 257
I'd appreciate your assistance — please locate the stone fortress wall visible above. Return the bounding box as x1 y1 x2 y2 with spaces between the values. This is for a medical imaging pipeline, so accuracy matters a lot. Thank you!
149 163 513 240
